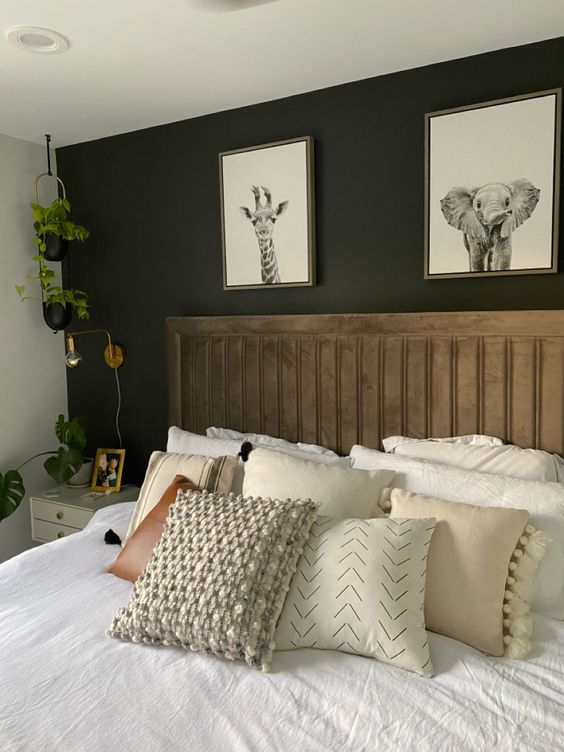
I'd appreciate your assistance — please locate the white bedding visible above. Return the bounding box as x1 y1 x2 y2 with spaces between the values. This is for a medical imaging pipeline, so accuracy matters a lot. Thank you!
2 502 564 752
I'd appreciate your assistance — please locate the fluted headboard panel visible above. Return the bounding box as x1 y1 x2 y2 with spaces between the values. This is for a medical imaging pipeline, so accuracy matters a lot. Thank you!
166 312 564 456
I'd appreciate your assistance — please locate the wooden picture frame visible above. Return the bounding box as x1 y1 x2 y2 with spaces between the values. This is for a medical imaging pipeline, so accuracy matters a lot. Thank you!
219 136 315 290
91 448 125 493
424 89 561 279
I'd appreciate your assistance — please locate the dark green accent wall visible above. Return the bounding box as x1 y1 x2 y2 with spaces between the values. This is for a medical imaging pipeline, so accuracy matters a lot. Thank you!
57 37 564 482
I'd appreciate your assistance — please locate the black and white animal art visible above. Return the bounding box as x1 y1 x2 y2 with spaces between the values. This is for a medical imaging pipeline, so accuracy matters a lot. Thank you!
440 179 540 272
240 185 289 284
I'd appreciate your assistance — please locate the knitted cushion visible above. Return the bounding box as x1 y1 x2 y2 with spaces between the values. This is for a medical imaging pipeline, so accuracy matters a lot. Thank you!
107 490 317 671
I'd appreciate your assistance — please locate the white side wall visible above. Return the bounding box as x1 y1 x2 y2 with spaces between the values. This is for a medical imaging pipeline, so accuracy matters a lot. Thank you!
0 133 68 562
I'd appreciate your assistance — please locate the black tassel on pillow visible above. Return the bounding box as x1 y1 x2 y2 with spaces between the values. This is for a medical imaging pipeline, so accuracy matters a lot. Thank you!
104 529 122 545
238 441 253 462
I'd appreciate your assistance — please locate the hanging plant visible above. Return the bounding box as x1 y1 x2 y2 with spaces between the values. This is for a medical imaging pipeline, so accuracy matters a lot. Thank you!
15 136 91 329
16 197 90 324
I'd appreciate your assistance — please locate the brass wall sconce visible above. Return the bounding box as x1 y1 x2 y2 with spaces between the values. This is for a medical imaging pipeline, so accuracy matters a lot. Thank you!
65 329 125 369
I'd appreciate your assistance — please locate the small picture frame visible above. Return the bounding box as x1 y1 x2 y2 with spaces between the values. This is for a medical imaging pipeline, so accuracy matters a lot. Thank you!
91 448 125 493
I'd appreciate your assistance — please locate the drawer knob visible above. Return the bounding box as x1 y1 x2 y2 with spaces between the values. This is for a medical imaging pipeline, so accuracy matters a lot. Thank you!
57 532 64 539
56 511 64 520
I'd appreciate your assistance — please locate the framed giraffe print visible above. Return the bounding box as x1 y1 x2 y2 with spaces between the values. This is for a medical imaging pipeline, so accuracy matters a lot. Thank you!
219 136 315 289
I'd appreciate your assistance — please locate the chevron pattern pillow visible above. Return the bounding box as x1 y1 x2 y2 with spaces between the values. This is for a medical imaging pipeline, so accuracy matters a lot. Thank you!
275 516 436 676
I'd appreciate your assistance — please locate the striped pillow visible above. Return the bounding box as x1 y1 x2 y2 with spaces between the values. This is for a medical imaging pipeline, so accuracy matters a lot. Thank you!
124 451 238 542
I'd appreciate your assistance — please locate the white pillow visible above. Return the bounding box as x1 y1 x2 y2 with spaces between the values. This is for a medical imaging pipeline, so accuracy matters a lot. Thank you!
391 441 560 482
243 447 394 518
383 434 504 452
206 427 339 458
350 445 563 618
167 427 350 495
275 515 436 676
167 426 243 458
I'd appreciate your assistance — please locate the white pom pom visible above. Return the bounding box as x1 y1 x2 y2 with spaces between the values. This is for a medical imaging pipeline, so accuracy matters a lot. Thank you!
513 549 523 559
503 604 512 614
503 635 512 645
504 591 513 600
509 562 517 571
506 576 516 586
519 536 528 546
525 525 535 535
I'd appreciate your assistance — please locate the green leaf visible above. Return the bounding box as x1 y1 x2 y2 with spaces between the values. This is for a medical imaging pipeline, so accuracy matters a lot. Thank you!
55 415 86 452
0 470 25 521
15 284 25 297
44 448 83 484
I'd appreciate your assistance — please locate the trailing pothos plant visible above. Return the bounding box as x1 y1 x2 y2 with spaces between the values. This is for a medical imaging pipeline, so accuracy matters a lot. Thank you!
0 415 86 522
16 198 90 320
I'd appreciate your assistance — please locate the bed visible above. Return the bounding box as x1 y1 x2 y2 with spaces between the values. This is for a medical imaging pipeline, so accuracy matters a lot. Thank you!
2 310 564 751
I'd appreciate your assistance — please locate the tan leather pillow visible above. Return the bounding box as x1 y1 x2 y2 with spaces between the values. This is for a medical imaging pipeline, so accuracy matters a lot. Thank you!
109 475 197 582
389 488 531 657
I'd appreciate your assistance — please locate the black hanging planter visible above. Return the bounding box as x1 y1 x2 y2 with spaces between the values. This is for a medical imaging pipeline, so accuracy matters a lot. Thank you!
43 234 68 262
43 302 72 332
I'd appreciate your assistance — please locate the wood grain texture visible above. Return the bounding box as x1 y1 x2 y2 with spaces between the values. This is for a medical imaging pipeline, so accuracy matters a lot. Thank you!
166 312 564 455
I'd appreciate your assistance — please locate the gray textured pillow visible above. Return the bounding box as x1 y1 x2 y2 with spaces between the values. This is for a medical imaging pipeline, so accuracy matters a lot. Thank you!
107 490 317 671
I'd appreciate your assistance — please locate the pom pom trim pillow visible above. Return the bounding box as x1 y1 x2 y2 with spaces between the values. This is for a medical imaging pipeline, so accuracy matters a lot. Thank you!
243 447 394 518
275 516 436 676
125 451 238 542
108 490 318 672
349 445 564 619
388 488 550 658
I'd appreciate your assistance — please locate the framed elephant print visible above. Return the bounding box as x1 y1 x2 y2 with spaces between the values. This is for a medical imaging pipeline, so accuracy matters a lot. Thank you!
219 136 315 290
424 89 561 279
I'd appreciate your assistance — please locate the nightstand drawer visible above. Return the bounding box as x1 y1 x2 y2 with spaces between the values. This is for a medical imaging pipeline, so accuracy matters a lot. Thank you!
32 519 81 543
32 499 93 529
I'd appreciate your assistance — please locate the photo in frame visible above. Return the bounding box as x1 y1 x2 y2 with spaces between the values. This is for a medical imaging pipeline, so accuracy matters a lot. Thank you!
424 89 561 279
219 136 315 289
91 448 125 493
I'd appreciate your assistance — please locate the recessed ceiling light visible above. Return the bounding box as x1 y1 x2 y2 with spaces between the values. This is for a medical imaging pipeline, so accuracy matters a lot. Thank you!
5 26 69 54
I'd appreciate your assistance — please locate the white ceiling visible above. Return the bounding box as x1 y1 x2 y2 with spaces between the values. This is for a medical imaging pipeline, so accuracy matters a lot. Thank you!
1 0 563 147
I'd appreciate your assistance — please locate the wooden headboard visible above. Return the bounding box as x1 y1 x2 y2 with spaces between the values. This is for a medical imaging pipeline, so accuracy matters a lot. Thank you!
166 311 564 456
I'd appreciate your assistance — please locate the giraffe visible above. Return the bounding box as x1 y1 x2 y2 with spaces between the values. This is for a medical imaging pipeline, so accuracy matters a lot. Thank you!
240 185 289 284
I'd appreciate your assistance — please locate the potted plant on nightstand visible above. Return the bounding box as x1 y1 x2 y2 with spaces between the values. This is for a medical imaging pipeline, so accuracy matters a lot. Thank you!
16 198 90 331
0 415 89 522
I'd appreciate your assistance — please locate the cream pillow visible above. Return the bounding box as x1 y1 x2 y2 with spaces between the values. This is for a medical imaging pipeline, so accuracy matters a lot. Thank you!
276 515 436 676
388 488 550 658
243 447 394 518
125 451 238 542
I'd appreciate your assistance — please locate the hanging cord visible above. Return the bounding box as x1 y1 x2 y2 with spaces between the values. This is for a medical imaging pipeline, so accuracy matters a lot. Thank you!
45 134 52 176
114 367 123 449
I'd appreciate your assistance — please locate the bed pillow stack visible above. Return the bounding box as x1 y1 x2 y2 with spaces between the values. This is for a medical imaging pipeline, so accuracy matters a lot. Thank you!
351 445 554 658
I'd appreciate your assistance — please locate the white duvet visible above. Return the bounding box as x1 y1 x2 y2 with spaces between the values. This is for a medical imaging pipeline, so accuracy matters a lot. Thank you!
1 503 564 752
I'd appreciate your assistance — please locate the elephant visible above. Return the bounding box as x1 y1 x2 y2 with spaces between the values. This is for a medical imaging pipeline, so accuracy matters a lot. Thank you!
440 179 540 272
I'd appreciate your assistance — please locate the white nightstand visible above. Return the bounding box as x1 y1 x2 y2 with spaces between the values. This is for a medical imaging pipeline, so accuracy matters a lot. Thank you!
30 484 139 543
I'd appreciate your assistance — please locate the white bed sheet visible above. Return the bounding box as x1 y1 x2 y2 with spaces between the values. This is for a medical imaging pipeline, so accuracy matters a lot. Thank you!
1 502 564 752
